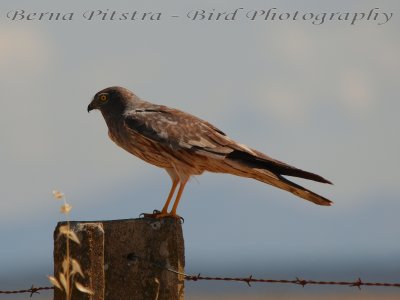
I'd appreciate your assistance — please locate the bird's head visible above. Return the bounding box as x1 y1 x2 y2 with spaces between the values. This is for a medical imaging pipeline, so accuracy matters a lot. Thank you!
87 86 134 114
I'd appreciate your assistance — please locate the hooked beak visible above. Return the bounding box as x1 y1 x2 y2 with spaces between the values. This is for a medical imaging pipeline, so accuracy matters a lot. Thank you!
87 100 96 112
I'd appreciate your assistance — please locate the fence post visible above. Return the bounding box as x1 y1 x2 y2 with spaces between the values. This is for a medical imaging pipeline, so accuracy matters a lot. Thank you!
54 218 185 300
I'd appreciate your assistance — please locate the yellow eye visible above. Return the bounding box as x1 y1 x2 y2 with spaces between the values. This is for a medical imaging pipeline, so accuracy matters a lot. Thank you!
99 94 108 101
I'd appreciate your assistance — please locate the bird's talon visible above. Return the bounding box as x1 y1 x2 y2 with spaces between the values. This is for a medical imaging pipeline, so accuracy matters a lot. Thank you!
140 211 183 223
140 212 159 219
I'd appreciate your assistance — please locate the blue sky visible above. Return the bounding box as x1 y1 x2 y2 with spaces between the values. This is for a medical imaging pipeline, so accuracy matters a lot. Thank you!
0 0 399 296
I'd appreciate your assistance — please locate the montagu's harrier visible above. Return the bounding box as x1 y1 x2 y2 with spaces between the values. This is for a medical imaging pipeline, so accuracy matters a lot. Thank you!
88 86 332 218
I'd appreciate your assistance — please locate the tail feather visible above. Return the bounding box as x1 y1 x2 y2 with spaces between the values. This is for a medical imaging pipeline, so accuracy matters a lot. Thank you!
275 175 332 206
252 169 333 206
227 150 332 184
225 150 333 206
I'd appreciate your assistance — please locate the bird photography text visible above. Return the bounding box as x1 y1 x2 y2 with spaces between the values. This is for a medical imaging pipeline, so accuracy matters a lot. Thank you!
0 7 394 26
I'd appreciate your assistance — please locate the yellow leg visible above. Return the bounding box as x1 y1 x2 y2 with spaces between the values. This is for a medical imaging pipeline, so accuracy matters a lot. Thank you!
161 179 178 213
170 179 188 216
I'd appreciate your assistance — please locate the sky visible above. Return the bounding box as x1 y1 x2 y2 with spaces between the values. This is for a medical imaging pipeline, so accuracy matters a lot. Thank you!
0 0 399 298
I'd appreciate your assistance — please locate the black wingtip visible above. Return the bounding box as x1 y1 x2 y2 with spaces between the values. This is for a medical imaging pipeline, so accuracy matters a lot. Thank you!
282 168 333 184
314 176 333 185
227 150 333 185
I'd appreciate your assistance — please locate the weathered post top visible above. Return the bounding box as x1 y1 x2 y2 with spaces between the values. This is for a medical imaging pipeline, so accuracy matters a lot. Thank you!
54 218 185 300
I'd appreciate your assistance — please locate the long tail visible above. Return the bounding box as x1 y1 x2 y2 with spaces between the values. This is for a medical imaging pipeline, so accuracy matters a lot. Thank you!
252 170 332 206
225 150 333 206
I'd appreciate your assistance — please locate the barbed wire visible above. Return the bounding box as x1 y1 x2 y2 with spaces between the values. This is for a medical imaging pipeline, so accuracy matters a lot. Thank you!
129 254 400 290
1 255 399 296
184 274 400 289
0 285 54 297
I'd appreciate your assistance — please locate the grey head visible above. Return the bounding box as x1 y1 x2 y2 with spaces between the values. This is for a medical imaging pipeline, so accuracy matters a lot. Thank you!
87 86 136 115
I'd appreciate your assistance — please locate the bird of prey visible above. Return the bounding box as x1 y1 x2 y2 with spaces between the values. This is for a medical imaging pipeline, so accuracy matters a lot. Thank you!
88 86 332 218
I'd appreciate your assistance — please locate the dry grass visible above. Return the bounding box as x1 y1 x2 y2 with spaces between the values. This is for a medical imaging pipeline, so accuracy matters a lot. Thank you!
48 190 93 299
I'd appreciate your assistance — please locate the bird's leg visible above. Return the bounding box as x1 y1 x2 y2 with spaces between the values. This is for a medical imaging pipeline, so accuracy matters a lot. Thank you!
169 179 188 216
141 179 180 219
141 170 186 221
160 179 179 214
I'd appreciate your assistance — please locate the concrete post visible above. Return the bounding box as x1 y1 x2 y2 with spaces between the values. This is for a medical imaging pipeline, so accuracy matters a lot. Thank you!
53 218 185 300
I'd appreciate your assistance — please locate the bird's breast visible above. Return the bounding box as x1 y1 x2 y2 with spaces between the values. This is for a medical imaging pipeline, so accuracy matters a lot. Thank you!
107 123 173 170
105 117 207 177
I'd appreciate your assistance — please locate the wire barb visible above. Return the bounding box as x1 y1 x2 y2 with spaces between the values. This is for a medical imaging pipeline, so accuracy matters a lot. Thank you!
351 277 363 290
295 277 307 287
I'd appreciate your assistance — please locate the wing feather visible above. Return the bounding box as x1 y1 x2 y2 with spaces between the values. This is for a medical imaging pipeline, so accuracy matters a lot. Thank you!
123 106 234 156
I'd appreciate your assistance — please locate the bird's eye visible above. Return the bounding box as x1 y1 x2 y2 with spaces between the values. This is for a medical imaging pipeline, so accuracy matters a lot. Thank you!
99 94 108 102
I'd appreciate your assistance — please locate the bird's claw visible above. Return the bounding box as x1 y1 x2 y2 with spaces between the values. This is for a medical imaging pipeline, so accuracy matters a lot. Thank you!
139 210 160 218
139 210 184 223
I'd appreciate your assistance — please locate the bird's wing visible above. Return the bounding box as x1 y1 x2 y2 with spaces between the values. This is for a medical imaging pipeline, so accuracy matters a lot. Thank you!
123 106 239 156
123 106 332 185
